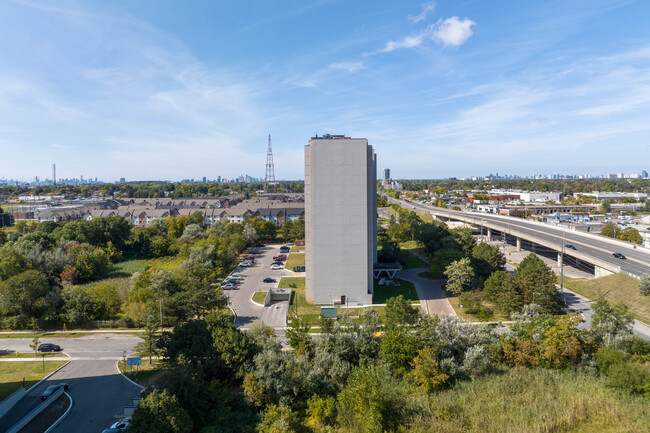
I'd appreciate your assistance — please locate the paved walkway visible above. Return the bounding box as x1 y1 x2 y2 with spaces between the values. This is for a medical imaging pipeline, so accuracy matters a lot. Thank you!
398 268 455 317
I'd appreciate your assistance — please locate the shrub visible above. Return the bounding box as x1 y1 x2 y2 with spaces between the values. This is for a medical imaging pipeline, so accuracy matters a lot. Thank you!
640 274 650 296
605 362 648 395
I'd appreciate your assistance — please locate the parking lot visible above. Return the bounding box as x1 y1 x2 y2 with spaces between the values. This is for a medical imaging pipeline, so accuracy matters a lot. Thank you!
225 243 294 329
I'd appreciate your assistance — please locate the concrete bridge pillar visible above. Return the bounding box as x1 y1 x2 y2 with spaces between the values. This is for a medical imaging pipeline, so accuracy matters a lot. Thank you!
516 237 522 252
595 266 614 278
486 228 492 241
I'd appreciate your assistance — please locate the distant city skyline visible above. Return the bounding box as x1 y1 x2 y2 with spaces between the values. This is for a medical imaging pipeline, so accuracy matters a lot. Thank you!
2 1 650 180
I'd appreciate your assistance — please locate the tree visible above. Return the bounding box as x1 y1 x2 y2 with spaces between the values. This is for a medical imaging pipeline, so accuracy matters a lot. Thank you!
379 328 420 374
74 246 109 283
429 249 464 278
128 390 193 433
410 346 449 392
136 319 161 365
640 274 650 296
0 270 51 321
443 258 475 295
285 315 310 354
30 335 40 355
0 246 30 281
591 297 634 348
483 271 522 314
258 404 302 433
471 243 506 279
385 295 419 328
513 254 562 314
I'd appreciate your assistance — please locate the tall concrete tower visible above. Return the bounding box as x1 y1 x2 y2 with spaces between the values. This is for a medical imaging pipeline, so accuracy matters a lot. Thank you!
304 134 377 305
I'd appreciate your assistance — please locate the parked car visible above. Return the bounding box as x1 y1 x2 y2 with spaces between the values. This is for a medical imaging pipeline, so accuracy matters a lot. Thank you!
239 261 252 267
228 275 244 280
263 278 276 283
41 383 68 400
270 263 284 270
221 282 236 289
250 249 261 254
612 252 626 259
273 255 287 261
102 418 131 433
255 243 265 248
565 244 577 250
38 343 62 352
244 255 255 261
279 246 290 253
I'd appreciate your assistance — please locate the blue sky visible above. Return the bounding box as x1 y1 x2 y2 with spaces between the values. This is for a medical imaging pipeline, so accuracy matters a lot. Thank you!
1 0 650 182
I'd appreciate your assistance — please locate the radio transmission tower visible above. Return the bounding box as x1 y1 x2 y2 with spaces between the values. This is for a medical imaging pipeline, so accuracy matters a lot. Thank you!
265 134 275 191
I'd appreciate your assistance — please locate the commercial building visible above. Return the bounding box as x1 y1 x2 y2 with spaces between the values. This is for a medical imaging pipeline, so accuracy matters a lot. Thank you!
305 135 377 305
382 168 391 188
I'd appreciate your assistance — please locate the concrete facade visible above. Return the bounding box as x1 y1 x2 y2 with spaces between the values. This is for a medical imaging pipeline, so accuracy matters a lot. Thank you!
305 135 377 305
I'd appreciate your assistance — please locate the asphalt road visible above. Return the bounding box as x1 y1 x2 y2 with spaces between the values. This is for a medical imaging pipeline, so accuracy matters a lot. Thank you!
226 243 292 330
0 334 142 433
398 268 455 316
393 198 650 277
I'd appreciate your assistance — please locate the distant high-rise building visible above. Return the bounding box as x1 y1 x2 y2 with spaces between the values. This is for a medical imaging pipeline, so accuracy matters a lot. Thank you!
202 176 207 183
643 170 648 178
305 134 377 305
52 164 56 187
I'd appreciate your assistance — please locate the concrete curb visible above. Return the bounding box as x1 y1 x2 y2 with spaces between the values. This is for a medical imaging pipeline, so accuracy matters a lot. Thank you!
44 391 73 433
26 352 71 394
250 294 266 308
115 360 145 390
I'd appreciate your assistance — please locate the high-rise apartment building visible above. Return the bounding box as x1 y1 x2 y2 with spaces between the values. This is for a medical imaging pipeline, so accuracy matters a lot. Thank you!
305 134 377 305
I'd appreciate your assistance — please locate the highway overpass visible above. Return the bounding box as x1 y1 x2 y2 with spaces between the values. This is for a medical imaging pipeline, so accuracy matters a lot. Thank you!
390 198 650 278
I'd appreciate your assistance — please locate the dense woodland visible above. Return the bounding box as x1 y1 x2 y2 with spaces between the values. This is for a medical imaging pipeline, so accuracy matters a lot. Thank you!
0 213 304 329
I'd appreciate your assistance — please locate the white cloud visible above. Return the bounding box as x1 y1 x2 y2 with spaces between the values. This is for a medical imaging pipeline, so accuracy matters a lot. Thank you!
329 61 365 72
430 17 476 47
408 3 435 23
377 33 427 53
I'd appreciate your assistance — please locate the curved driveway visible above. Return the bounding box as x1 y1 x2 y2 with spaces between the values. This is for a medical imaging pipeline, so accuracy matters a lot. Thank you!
0 334 142 433
398 268 455 316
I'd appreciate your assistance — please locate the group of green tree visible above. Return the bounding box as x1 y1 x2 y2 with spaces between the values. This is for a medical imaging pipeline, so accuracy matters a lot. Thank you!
0 181 304 201
0 213 304 329
400 178 650 196
380 207 564 320
126 293 649 433
600 222 644 244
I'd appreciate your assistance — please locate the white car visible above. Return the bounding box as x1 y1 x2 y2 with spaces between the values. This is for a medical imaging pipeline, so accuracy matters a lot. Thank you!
228 275 244 280
239 261 252 267
221 282 236 289
270 263 284 270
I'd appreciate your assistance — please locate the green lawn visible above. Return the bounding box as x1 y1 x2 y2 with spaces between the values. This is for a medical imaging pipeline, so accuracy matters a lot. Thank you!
372 278 419 304
282 277 322 325
0 361 67 401
0 352 62 358
252 291 267 304
398 241 430 269
290 246 305 252
563 273 649 324
285 253 305 271
118 359 168 389
106 260 148 278
138 256 184 272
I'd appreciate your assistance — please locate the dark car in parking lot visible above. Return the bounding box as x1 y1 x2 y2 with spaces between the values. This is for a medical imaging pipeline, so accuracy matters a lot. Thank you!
612 252 626 259
41 383 68 400
38 343 62 352
279 246 290 253
263 278 276 283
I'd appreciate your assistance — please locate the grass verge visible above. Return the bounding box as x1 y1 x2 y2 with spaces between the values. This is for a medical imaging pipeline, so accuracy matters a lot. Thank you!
285 253 305 271
252 291 267 304
0 352 62 358
118 359 168 389
563 273 649 324
0 360 67 401
372 279 419 304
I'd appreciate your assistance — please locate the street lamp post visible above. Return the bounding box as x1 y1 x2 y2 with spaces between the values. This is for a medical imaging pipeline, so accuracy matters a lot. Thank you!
560 226 566 292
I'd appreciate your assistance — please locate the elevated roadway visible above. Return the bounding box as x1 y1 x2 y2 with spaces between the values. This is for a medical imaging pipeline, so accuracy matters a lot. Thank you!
390 198 650 278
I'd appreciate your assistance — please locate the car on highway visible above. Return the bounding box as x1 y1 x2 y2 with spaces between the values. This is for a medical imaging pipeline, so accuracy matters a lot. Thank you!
41 383 68 400
565 244 577 250
270 263 284 270
38 343 62 352
239 261 252 267
263 278 276 283
612 252 626 259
